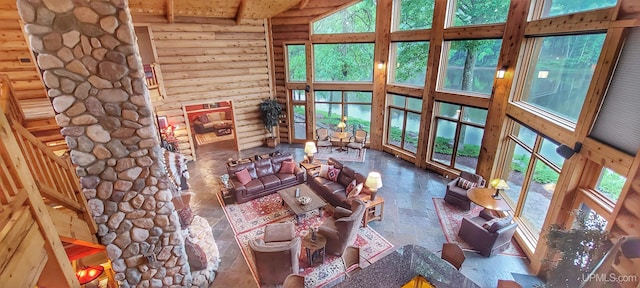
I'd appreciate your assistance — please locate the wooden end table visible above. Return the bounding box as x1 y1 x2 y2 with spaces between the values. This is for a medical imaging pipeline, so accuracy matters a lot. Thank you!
303 232 327 266
359 194 384 227
300 160 322 179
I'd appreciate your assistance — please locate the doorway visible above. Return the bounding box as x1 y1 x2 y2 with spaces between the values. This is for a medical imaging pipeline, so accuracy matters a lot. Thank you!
183 100 239 161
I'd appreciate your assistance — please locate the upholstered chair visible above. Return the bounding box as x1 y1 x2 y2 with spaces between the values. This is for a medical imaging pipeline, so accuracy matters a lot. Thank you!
283 274 305 288
458 210 518 257
249 222 301 285
318 199 366 256
444 171 486 210
441 243 465 270
316 128 333 151
347 129 367 156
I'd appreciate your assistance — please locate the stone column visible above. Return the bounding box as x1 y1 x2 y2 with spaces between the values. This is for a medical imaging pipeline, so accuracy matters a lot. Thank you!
16 0 191 287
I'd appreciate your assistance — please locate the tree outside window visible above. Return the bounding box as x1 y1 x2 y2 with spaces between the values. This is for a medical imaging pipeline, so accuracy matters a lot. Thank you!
541 0 617 18
314 44 374 82
393 0 435 31
519 34 606 123
389 41 429 87
440 39 502 96
286 45 306 82
450 0 510 27
313 0 376 34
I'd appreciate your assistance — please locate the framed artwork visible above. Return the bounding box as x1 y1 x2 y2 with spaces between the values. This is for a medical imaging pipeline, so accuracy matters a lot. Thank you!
157 116 168 129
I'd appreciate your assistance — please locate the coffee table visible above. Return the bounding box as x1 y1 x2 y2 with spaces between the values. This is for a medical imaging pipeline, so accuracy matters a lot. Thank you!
278 184 327 223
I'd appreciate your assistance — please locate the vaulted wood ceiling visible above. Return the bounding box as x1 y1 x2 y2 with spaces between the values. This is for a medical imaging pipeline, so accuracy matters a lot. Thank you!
128 0 307 23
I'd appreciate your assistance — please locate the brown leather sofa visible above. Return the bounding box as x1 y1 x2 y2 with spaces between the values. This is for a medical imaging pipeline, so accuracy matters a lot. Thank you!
318 199 365 256
307 158 370 209
458 209 518 257
227 154 304 203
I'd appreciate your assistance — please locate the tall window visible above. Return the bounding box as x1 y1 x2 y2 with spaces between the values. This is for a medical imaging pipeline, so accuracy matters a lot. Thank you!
291 90 306 141
315 91 372 135
595 168 626 204
439 40 502 96
386 94 422 154
393 0 435 31
431 102 487 173
388 41 430 87
313 44 374 82
450 0 510 27
313 0 376 34
541 0 618 18
517 34 606 123
286 45 306 82
499 121 565 239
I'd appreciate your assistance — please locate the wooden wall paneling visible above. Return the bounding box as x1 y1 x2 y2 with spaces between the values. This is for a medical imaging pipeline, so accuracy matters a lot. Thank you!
370 0 392 150
415 0 447 169
582 137 634 176
476 0 531 180
443 24 505 40
166 0 175 23
433 91 490 109
505 104 576 146
525 8 613 36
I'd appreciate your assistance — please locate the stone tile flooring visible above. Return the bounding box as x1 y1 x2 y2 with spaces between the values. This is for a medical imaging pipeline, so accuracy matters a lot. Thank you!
186 143 538 288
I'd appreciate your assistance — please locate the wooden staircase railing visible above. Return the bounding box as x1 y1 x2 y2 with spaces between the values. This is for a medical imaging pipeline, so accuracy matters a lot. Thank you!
0 74 25 125
0 104 80 287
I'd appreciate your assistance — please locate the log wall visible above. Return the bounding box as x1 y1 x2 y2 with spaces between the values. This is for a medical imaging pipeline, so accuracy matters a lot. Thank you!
147 19 272 158
0 1 46 101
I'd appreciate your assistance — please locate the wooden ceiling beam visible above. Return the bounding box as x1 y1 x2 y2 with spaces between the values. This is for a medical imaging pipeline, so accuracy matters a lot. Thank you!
236 0 247 25
167 0 175 23
298 0 310 10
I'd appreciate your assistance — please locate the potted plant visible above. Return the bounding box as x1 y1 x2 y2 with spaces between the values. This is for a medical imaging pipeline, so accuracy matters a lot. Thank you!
259 98 282 148
540 208 611 287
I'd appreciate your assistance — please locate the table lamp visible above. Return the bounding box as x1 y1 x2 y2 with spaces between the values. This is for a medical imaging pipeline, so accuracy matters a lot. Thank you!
365 172 383 200
304 141 317 163
337 121 346 133
489 178 509 199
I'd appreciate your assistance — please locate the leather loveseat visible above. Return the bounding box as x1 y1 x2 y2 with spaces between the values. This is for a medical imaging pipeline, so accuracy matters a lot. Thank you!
227 154 304 203
308 158 370 209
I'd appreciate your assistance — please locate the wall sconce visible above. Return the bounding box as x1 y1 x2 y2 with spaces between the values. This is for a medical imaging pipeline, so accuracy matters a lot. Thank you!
377 62 385 69
537 70 549 79
496 66 507 79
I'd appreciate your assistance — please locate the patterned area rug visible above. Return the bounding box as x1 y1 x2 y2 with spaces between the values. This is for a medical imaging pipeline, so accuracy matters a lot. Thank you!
432 198 525 257
314 147 366 162
218 193 393 287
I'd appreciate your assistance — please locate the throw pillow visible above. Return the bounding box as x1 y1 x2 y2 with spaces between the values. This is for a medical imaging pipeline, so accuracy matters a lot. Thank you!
456 178 477 190
326 167 340 182
347 183 364 198
198 114 210 123
279 160 295 174
319 164 334 178
235 168 252 185
482 218 500 230
178 205 194 229
185 239 208 270
345 179 357 194
488 216 513 233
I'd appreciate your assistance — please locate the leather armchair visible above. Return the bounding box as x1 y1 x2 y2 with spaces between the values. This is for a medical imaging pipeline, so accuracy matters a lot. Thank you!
318 199 365 256
444 171 486 210
458 211 517 257
249 235 301 285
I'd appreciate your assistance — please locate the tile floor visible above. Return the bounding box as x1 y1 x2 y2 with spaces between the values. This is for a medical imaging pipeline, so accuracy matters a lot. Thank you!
185 142 539 288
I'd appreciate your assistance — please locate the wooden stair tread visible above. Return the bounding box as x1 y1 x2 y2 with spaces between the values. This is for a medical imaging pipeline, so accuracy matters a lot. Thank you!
19 98 55 120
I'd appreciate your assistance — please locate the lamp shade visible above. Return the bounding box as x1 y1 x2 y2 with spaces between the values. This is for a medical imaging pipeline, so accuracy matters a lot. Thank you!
304 141 317 154
337 122 346 128
365 172 383 190
490 179 509 190
76 265 104 285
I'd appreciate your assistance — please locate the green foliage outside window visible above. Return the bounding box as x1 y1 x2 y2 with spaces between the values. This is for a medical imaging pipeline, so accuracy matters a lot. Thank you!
543 0 617 18
452 0 510 26
391 41 429 86
287 45 306 82
396 0 435 30
313 0 376 34
314 44 374 82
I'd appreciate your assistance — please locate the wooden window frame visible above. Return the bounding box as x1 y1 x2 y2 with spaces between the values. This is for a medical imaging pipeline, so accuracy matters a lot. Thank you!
284 43 307 84
429 102 487 172
387 41 430 88
384 93 422 154
314 90 373 135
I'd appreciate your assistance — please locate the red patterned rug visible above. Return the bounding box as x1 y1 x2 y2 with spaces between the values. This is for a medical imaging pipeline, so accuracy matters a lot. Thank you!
218 193 393 287
432 198 525 257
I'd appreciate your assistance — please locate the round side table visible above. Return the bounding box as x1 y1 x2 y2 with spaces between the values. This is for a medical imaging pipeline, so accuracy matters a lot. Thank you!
303 232 327 266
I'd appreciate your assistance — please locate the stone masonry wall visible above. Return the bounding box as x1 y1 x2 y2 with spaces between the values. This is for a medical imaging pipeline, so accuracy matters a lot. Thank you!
16 0 191 287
